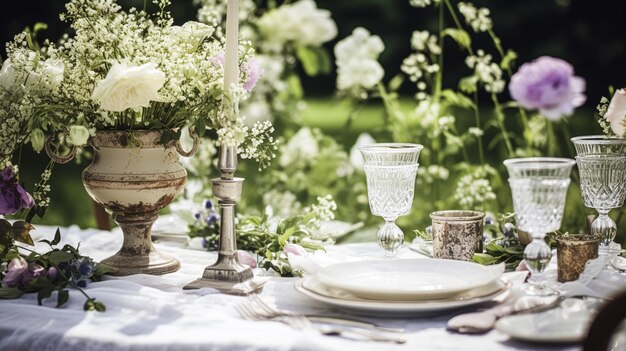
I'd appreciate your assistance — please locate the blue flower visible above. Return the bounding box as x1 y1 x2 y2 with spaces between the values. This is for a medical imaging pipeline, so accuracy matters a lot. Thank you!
206 214 219 226
204 200 213 209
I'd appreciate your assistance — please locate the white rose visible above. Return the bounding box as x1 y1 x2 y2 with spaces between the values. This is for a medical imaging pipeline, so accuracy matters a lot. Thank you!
604 89 626 137
334 27 385 64
337 58 384 90
42 59 64 89
171 21 215 46
349 133 376 170
91 62 166 112
258 0 337 49
0 59 18 92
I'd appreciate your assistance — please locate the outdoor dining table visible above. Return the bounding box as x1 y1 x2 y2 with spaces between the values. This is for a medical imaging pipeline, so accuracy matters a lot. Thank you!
0 225 604 351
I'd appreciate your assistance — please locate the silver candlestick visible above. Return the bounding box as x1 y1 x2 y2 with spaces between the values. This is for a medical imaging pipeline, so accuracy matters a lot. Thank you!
184 145 268 295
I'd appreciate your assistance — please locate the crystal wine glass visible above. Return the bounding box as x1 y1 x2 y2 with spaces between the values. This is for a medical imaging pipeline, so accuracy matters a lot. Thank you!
571 136 626 249
504 157 576 296
359 143 423 257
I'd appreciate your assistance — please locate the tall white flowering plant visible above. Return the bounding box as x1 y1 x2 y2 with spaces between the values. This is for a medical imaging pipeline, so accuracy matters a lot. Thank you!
334 0 590 244
0 0 277 221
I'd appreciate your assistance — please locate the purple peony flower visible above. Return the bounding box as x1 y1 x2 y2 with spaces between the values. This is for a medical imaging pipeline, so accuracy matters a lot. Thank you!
242 59 263 92
283 243 307 257
236 250 257 268
0 166 35 215
1 257 28 288
508 56 586 120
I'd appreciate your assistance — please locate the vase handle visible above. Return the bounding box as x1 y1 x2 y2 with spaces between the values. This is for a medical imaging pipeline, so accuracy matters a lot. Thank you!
44 136 77 164
175 126 199 157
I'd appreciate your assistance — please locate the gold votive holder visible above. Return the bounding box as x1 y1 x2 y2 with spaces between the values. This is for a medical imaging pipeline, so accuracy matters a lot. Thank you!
556 234 600 282
430 210 485 261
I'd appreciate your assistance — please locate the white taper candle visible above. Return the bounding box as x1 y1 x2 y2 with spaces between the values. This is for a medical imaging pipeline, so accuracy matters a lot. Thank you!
223 0 239 91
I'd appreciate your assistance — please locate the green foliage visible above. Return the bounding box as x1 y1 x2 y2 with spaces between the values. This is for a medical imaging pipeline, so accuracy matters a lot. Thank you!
189 198 335 277
0 224 107 312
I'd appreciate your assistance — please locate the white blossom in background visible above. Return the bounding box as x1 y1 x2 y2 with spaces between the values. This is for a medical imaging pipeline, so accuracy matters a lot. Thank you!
349 133 376 170
279 127 319 167
305 195 337 223
418 165 450 184
263 190 302 219
454 167 497 209
257 0 337 52
402 30 440 99
91 62 166 112
409 0 440 8
334 27 385 95
458 2 493 32
411 30 441 55
465 50 505 94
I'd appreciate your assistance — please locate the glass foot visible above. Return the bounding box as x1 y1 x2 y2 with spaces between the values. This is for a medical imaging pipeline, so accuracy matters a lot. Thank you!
378 220 404 257
523 283 559 296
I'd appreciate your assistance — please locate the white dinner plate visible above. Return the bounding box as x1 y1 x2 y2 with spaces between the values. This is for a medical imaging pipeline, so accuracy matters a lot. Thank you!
314 259 502 301
495 311 591 343
295 276 510 317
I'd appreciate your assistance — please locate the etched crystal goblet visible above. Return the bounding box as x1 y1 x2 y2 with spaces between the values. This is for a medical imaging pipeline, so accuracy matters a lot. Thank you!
504 157 576 296
571 136 626 248
359 143 423 257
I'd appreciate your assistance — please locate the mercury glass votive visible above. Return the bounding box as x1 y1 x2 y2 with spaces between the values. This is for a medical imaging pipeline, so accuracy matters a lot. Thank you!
556 235 600 282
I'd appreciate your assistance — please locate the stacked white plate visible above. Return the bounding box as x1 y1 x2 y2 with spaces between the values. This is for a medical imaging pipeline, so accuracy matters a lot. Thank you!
295 259 509 316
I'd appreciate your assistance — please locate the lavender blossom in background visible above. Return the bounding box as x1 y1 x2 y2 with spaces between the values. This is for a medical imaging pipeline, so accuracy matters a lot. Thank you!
283 243 307 256
509 56 586 120
242 59 263 92
0 166 35 215
236 250 257 268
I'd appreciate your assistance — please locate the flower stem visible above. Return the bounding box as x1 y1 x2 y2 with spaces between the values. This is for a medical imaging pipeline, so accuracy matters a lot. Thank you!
434 2 445 102
491 94 514 156
473 91 485 165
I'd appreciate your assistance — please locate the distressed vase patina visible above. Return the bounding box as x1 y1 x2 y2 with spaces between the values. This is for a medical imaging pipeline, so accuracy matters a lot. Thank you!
82 130 196 276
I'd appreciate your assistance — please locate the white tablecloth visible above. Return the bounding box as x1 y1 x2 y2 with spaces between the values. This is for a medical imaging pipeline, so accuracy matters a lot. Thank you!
0 225 607 351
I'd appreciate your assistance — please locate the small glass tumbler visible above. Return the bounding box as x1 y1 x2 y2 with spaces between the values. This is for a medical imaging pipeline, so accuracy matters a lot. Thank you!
504 157 575 296
556 235 600 282
571 135 626 249
359 143 423 257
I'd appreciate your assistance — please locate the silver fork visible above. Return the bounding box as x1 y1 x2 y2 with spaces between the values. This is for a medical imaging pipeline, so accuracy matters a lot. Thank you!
237 296 406 343
248 294 405 333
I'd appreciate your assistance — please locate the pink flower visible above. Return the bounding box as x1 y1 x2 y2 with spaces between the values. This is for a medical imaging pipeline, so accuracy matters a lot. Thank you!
236 250 257 268
1 257 28 288
509 56 586 120
242 59 263 92
604 89 626 137
283 243 307 256
210 53 263 92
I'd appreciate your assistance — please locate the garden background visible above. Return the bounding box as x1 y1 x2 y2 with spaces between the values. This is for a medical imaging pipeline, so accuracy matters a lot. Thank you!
1 0 625 244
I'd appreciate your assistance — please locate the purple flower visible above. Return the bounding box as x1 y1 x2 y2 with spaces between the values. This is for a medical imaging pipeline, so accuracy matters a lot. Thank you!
46 266 58 280
1 257 28 288
242 59 263 92
508 56 586 120
283 243 307 257
21 263 46 286
236 250 257 268
0 166 35 215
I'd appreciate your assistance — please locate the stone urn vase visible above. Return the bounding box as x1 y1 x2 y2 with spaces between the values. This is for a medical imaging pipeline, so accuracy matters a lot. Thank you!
81 130 197 276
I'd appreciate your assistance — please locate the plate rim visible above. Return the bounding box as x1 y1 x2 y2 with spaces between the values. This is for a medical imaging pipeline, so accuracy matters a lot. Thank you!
314 258 501 300
494 314 585 343
294 276 510 314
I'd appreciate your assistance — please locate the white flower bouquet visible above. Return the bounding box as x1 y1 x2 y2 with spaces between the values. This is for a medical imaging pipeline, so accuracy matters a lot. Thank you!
0 0 273 163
